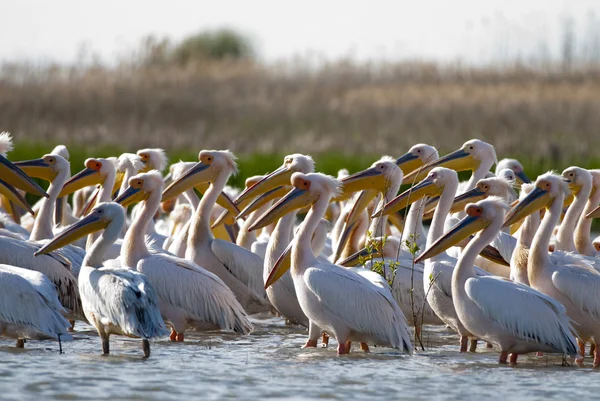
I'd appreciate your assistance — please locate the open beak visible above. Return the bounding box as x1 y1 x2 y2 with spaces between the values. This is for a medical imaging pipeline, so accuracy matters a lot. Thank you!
249 187 317 232
34 212 108 256
115 186 149 208
59 167 103 198
373 178 440 217
402 148 477 185
161 162 212 201
0 178 34 215
0 155 48 198
448 187 487 214
515 170 531 184
264 241 294 288
587 205 600 219
415 214 488 263
236 185 289 220
13 158 56 181
395 151 422 175
235 165 293 205
503 186 550 228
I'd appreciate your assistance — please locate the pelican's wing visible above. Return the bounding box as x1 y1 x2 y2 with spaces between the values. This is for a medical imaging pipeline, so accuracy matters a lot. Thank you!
211 239 267 300
552 267 600 320
465 275 578 355
0 267 71 339
83 266 168 339
137 254 253 334
0 264 65 313
551 251 600 272
491 231 516 263
303 265 413 353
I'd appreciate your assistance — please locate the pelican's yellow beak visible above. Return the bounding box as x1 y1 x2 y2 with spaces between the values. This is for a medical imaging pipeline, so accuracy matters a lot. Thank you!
448 186 488 215
338 241 384 267
587 205 600 219
13 158 56 182
212 209 236 229
264 241 294 288
332 219 357 263
113 171 125 195
235 165 295 205
403 148 478 185
395 151 423 175
236 185 289 220
503 186 550 228
373 177 441 217
162 161 213 201
515 170 531 184
564 192 574 208
415 206 489 263
249 187 317 232
339 166 389 196
59 159 105 198
0 178 34 215
345 189 379 225
114 185 149 208
34 212 108 255
0 154 48 198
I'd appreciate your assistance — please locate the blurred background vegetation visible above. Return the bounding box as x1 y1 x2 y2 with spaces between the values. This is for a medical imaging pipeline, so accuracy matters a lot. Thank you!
2 26 600 188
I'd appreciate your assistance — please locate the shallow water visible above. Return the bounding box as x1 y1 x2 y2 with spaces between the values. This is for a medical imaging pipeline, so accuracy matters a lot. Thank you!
0 314 596 401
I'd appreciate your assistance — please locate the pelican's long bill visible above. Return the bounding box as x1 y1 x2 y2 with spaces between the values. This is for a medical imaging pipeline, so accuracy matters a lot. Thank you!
339 166 389 195
235 164 292 205
13 158 56 181
59 160 105 198
34 212 108 256
402 147 478 185
587 204 600 219
415 206 489 263
161 161 211 201
343 189 379 227
515 170 531 184
264 241 294 288
373 176 441 217
115 186 147 208
0 154 48 198
394 151 422 175
236 185 289 220
502 186 550 228
0 178 35 215
248 187 317 232
447 186 488 215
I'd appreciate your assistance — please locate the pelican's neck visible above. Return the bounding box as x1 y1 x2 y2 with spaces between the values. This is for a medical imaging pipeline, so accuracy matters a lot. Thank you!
575 186 600 256
30 169 69 241
121 193 157 268
265 211 296 276
188 171 230 251
556 184 591 252
427 179 458 260
86 167 117 249
293 195 329 270
403 197 426 246
182 189 200 210
510 211 540 281
453 216 502 287
84 214 125 268
530 193 564 282
465 162 490 192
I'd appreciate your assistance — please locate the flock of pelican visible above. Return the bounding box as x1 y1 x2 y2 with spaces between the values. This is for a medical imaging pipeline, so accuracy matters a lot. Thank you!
3 131 600 366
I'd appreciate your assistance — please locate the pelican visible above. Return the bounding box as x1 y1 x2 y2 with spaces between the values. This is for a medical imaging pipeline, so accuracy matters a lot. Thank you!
504 172 600 366
495 158 530 184
509 183 540 285
117 171 253 339
137 148 168 173
0 264 72 349
417 198 578 363
555 167 592 253
36 203 168 357
258 172 413 355
162 150 271 314
575 170 600 256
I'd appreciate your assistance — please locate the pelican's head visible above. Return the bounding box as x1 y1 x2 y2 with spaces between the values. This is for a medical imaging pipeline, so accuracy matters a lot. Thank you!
340 157 402 195
403 139 496 184
162 150 238 201
59 157 116 198
0 132 48 198
447 176 514 215
115 170 164 208
137 148 168 173
235 154 314 205
496 168 516 182
374 167 457 217
14 154 69 182
249 172 340 232
503 173 568 227
51 145 70 161
396 143 439 176
35 202 125 255
561 166 592 195
496 158 529 184
416 197 507 263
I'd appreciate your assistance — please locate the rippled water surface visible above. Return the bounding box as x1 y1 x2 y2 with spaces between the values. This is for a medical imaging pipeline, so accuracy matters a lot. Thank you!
0 314 596 400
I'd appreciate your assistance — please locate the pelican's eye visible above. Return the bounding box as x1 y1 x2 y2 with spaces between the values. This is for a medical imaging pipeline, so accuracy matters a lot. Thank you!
48 158 54 163
379 164 385 170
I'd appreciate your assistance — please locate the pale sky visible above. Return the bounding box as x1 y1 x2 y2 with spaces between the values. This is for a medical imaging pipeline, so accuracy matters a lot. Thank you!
1 0 598 65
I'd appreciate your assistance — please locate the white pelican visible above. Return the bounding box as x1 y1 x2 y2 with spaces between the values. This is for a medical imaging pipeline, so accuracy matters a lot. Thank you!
137 148 168 173
0 263 72 349
417 198 578 363
504 172 600 366
555 167 591 253
509 183 540 285
116 171 253 340
575 170 600 256
259 172 413 355
495 158 530 184
0 132 48 199
162 150 271 314
36 203 168 357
